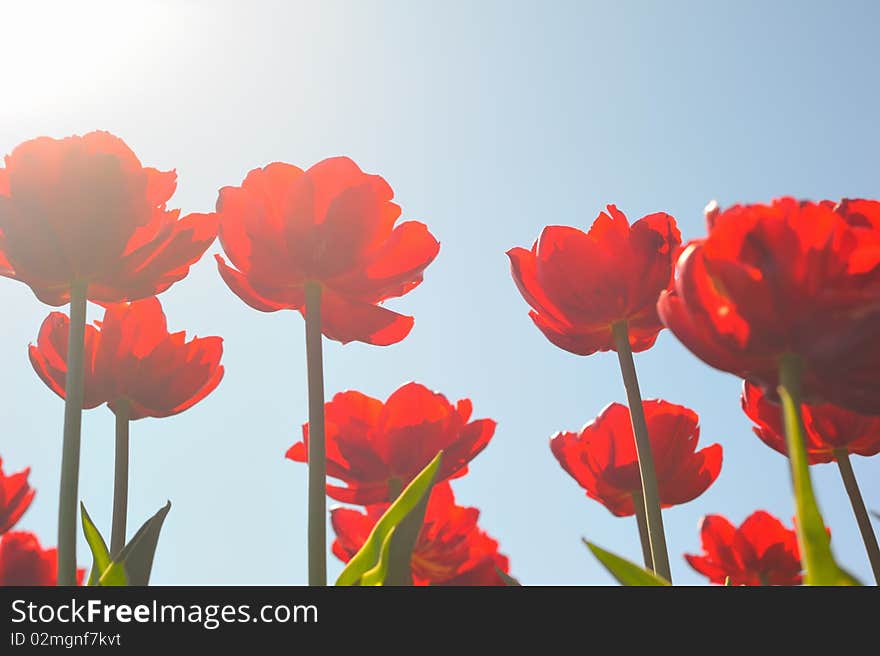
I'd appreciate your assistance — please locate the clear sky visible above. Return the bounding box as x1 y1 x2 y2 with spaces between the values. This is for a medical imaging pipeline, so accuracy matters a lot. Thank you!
1 0 879 585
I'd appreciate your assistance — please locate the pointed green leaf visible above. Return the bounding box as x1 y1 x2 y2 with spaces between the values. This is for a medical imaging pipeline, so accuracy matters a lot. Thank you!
80 503 111 587
383 469 437 586
99 501 171 587
336 452 442 586
495 567 521 586
584 540 670 586
361 528 397 586
777 361 860 586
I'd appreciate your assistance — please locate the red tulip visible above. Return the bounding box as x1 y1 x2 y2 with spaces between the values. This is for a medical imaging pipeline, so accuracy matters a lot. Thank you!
286 382 496 504
331 482 510 586
550 400 722 516
658 197 880 414
741 381 880 464
685 512 803 585
0 459 35 534
0 131 217 305
214 157 440 345
29 297 224 419
0 531 84 586
507 205 681 355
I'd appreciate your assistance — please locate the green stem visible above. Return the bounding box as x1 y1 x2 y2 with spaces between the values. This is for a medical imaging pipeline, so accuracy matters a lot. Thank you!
110 401 131 558
834 448 880 584
57 279 88 586
631 491 654 571
305 281 327 586
612 320 671 582
777 353 836 585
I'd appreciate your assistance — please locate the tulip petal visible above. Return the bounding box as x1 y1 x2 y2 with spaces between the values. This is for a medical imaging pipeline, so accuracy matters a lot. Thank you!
316 288 414 346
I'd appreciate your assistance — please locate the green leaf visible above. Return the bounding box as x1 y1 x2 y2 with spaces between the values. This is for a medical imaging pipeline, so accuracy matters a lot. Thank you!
80 503 111 587
723 576 732 586
336 452 442 586
360 528 397 586
99 501 171 587
383 470 437 586
495 567 521 586
584 540 670 586
777 357 859 586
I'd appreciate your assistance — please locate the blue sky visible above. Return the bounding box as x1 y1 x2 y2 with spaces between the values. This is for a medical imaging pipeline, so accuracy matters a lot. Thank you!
1 0 878 585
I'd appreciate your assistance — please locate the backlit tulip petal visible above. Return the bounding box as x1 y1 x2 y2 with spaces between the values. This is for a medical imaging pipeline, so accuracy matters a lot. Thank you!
685 511 803 585
29 298 224 420
28 313 107 409
0 131 216 305
287 382 496 504
508 205 680 356
658 197 880 414
550 400 721 516
214 157 438 345
741 381 880 464
0 531 84 586
0 459 35 535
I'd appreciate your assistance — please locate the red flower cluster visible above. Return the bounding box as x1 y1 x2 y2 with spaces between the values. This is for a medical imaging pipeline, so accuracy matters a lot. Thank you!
0 458 34 535
508 205 680 355
286 382 495 504
0 456 82 587
550 401 721 516
741 382 880 464
0 532 84 586
685 512 803 586
215 157 440 345
0 131 216 305
29 297 224 419
331 483 509 586
659 197 880 414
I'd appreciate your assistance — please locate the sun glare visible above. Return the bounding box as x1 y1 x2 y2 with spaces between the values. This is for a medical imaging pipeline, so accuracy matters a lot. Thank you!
2 2 167 117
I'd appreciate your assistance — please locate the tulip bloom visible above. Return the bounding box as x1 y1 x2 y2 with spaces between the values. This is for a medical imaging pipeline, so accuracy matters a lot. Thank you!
0 531 84 586
685 512 803 586
550 401 722 517
331 483 510 586
507 205 680 356
217 157 438 585
30 297 224 420
0 131 217 306
1 130 216 584
215 157 439 346
29 297 223 554
510 205 681 579
658 197 880 415
287 382 496 505
0 459 35 535
742 382 880 464
659 197 880 583
742 382 880 582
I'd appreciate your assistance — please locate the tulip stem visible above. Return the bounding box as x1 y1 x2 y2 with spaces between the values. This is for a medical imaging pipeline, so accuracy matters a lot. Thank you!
777 353 835 585
57 279 88 586
110 401 131 558
631 491 654 571
304 281 327 586
833 448 880 584
612 320 671 582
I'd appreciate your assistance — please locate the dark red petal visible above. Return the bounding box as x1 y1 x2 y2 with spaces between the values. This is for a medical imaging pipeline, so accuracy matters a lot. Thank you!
507 245 571 328
528 309 612 356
